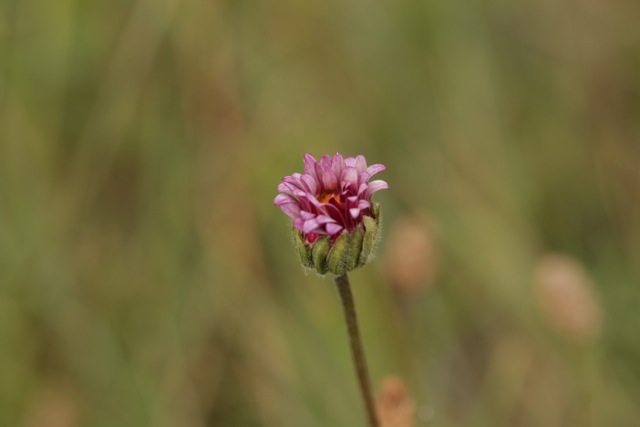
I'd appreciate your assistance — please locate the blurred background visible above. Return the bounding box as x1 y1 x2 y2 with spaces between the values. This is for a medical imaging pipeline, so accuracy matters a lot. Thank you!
2 0 640 426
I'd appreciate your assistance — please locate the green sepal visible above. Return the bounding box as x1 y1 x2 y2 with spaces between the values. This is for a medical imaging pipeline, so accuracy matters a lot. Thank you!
290 203 382 274
346 225 364 272
359 215 380 267
326 231 350 276
293 230 313 268
371 202 381 221
311 236 331 275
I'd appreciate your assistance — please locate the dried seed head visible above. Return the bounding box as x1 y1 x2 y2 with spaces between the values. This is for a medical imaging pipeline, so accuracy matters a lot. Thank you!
533 254 603 343
384 215 438 294
376 375 416 427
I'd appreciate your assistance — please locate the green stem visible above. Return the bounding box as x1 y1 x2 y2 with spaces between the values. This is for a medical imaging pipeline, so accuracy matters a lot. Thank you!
335 273 380 427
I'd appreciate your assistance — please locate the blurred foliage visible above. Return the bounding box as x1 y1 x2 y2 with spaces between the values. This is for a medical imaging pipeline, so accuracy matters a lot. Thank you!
1 0 640 426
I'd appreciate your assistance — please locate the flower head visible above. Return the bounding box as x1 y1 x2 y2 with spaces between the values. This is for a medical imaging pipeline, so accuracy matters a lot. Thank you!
274 153 388 275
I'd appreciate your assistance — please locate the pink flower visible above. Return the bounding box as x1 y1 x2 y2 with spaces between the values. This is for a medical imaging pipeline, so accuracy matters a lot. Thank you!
274 153 388 244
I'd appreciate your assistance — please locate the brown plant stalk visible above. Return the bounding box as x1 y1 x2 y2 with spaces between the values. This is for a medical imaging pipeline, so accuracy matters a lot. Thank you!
335 273 380 427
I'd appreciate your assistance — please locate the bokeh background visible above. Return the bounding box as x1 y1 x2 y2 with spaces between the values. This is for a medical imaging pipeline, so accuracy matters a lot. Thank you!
2 0 640 426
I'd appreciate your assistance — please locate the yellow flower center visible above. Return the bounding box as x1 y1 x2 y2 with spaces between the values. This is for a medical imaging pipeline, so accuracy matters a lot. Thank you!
318 193 340 205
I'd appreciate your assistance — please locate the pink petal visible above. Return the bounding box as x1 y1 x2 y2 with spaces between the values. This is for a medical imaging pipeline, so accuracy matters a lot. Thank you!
325 223 343 235
278 204 301 219
320 156 338 190
278 181 300 194
316 214 336 224
320 154 332 171
358 200 370 210
341 167 358 190
288 173 305 187
366 164 386 176
364 180 389 199
274 193 295 205
300 174 317 194
314 163 325 191
303 219 321 234
354 155 367 173
332 153 345 177
349 208 360 218
358 172 371 187
300 210 315 220
303 153 318 178
302 192 322 208
323 174 337 191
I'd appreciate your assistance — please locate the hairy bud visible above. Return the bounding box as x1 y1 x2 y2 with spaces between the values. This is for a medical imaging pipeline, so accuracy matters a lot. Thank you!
294 205 381 276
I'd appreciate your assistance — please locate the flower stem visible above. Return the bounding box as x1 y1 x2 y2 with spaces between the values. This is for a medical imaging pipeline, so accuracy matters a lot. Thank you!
334 273 380 427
